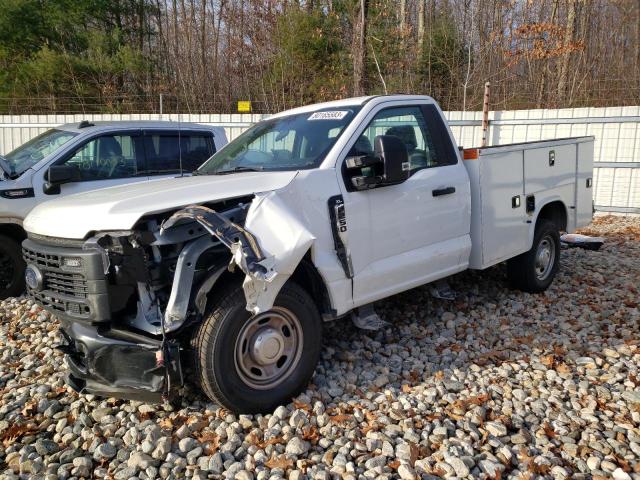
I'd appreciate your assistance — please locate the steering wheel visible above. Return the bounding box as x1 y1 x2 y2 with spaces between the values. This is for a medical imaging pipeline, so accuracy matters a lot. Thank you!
240 149 273 165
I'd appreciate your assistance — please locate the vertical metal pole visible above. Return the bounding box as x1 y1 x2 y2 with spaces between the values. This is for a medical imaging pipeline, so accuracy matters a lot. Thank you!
159 94 163 120
481 82 491 147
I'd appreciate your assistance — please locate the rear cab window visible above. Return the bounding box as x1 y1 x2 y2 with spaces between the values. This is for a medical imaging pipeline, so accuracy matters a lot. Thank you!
143 131 215 175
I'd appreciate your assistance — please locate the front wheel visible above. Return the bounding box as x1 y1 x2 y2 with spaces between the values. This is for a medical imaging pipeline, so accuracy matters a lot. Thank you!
507 220 560 293
0 235 26 300
192 281 322 413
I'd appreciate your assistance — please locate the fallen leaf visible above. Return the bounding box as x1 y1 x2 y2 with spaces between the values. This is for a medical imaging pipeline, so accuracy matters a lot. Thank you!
329 414 353 424
1 422 41 448
540 355 555 368
409 442 420 466
302 426 319 444
265 455 293 470
293 400 311 412
542 422 557 438
388 460 400 470
21 400 38 417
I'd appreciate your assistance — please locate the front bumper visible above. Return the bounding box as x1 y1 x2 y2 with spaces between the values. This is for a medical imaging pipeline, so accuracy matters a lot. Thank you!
59 320 182 402
24 236 183 402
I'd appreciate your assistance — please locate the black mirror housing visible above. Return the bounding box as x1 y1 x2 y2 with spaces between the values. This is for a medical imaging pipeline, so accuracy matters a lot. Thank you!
47 165 80 185
374 135 409 184
44 165 80 195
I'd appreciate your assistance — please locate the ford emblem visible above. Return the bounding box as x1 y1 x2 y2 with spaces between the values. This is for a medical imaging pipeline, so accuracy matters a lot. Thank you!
25 264 43 291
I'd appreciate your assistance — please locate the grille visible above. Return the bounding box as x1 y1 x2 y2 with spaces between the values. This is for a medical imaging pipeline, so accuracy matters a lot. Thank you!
22 238 111 323
23 245 88 299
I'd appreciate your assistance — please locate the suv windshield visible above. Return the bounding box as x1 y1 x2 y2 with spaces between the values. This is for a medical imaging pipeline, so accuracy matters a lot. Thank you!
198 108 360 174
2 129 77 178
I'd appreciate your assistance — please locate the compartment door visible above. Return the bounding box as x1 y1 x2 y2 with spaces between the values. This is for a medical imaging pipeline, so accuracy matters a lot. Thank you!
524 144 576 193
575 140 594 228
480 151 528 267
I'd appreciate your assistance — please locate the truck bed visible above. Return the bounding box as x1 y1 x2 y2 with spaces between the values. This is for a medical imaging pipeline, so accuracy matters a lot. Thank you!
463 136 594 270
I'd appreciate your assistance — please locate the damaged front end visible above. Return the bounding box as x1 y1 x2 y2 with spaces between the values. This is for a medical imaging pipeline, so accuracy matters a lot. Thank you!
24 189 315 402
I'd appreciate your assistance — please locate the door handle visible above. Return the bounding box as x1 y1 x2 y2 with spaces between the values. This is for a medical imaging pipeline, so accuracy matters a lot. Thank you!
432 186 456 197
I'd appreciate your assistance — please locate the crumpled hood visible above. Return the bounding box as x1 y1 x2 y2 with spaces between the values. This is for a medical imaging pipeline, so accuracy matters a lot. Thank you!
24 171 298 239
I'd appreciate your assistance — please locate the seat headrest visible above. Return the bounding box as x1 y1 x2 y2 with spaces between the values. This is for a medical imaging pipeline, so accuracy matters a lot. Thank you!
98 137 122 158
385 125 417 151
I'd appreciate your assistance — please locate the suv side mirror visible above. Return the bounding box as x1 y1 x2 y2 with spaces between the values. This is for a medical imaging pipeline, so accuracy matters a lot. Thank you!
44 165 80 195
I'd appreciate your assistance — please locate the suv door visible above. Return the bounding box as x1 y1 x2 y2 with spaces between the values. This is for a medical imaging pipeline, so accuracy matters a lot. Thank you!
142 130 216 177
42 130 146 197
338 102 471 306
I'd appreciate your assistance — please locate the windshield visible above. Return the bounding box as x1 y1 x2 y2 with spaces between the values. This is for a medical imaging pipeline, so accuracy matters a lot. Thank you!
198 108 360 174
3 129 77 178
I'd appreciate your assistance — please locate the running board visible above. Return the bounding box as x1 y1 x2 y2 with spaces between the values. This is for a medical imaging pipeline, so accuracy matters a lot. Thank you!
351 304 388 330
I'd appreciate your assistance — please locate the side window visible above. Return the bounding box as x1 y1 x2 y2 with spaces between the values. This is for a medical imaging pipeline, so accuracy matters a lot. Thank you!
144 133 214 174
353 106 441 173
347 106 457 174
62 134 143 181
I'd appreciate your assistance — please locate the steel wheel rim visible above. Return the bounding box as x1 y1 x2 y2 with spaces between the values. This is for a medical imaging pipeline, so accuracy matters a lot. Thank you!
535 235 556 281
0 249 15 290
234 307 303 390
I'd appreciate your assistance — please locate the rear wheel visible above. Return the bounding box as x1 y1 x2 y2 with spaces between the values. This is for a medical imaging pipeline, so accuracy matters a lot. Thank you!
507 220 560 293
0 235 26 300
192 281 322 413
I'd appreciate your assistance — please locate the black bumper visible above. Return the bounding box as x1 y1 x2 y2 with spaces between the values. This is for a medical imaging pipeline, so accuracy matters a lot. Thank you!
59 321 183 403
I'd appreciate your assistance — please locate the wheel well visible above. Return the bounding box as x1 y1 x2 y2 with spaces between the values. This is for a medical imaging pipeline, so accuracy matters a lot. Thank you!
0 224 26 243
290 251 332 316
536 201 567 232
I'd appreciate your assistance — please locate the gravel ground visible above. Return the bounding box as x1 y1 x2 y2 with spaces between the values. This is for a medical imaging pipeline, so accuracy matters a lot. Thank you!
0 215 638 480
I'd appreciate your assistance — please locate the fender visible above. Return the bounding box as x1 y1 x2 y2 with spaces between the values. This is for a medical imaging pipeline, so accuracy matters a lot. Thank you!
161 188 316 320
526 195 570 249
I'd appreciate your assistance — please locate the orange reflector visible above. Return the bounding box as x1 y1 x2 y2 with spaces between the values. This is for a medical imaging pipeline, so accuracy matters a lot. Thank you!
463 148 479 160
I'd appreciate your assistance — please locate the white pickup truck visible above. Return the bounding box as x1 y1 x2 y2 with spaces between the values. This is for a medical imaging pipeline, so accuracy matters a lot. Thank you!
22 95 594 413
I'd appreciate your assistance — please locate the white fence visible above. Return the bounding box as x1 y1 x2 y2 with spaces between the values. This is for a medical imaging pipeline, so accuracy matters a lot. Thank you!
1 107 639 214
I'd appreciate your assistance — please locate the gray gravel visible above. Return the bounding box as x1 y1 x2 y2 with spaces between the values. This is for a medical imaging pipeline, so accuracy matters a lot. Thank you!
0 215 638 480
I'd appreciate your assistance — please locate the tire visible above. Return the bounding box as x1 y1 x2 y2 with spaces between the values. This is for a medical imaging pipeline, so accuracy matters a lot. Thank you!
507 219 560 293
0 235 26 300
192 281 322 413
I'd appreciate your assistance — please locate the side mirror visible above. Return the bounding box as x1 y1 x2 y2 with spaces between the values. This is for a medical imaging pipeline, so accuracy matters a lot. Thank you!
44 165 80 195
374 135 409 185
345 135 409 190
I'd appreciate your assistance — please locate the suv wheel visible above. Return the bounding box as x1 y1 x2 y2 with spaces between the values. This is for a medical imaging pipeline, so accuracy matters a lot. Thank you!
192 281 322 413
0 235 26 299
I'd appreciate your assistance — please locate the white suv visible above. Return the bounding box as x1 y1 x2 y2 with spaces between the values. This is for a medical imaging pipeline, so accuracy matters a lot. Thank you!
0 121 227 298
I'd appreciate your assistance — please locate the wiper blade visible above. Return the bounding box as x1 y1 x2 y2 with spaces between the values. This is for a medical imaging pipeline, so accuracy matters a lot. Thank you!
214 166 264 175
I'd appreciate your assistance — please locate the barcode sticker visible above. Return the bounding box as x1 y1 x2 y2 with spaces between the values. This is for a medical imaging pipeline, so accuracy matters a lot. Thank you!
308 111 349 120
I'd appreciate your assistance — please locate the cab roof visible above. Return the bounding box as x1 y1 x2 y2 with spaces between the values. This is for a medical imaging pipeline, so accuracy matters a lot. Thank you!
269 94 436 119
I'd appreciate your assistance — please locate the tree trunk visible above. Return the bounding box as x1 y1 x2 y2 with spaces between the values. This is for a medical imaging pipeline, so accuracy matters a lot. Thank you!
557 0 576 105
352 0 368 96
417 0 425 55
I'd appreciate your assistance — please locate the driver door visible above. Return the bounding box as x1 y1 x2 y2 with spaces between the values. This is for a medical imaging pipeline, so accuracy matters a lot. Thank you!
338 102 471 307
40 131 146 197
